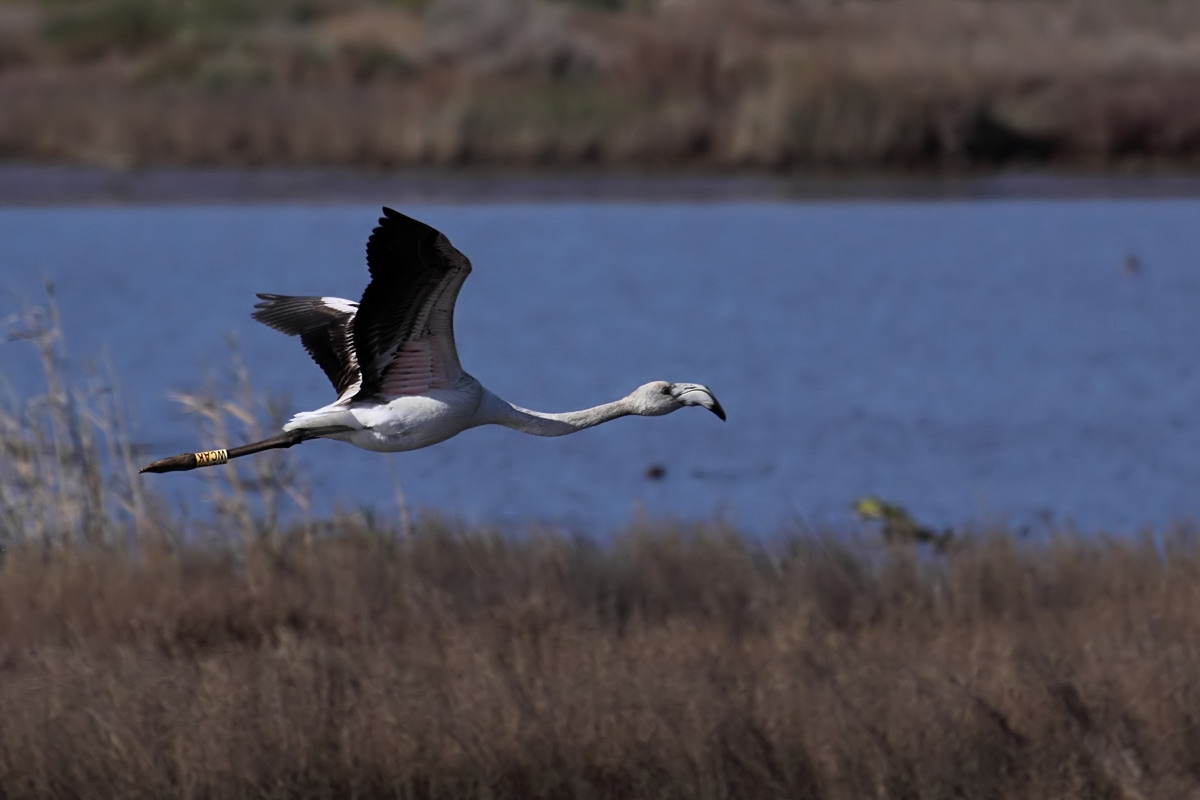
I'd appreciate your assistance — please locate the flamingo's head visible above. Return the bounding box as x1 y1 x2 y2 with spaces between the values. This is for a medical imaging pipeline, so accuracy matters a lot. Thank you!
629 381 726 421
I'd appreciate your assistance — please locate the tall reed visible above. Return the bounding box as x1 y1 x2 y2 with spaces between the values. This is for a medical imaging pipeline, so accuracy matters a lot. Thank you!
0 284 146 547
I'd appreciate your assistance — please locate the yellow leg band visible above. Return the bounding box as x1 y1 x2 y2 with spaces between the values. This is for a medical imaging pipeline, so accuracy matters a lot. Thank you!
194 449 229 467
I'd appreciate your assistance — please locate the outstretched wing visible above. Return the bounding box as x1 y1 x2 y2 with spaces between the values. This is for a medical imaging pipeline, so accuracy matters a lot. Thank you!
251 294 363 400
352 208 473 401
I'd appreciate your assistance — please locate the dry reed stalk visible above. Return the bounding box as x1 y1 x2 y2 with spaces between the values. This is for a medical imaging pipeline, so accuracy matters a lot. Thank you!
1 287 145 548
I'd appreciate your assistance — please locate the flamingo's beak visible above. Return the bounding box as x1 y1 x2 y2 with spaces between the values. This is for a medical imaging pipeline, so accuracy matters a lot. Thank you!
670 383 726 421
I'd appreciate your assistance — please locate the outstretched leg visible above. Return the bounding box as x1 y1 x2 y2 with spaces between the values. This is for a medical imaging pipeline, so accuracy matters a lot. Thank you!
140 430 310 474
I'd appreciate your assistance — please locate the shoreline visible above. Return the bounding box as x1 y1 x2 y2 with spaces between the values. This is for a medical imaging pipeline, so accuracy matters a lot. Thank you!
7 164 1200 205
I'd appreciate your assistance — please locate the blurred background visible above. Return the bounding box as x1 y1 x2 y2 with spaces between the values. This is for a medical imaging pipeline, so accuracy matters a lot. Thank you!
4 0 1200 537
5 0 1200 171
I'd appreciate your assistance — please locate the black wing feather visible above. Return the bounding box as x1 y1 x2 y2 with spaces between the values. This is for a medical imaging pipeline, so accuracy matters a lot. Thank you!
353 208 472 398
251 294 361 397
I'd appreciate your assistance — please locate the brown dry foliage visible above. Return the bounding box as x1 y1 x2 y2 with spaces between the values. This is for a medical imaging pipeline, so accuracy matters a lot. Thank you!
2 524 1200 799
5 0 1200 170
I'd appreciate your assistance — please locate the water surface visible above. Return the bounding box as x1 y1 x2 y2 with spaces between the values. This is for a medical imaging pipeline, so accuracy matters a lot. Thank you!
4 199 1200 534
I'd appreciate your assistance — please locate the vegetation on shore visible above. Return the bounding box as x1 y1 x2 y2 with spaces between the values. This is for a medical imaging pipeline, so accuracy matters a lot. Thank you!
4 281 1200 798
3 0 1200 172
6 515 1200 799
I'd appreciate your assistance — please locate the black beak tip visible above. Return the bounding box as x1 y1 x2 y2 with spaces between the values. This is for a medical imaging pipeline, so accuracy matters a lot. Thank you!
711 403 727 422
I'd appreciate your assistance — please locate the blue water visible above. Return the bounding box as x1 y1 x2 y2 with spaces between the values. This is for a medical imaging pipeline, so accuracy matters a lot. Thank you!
4 199 1200 534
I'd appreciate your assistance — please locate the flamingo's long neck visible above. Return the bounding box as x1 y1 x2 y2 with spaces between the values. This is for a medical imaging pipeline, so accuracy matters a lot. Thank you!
477 390 635 437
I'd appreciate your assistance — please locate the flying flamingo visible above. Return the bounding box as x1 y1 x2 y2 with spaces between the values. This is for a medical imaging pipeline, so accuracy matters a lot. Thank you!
141 208 725 474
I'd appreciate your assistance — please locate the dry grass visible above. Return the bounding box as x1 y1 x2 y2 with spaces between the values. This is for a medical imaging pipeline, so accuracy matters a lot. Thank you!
0 285 149 547
2 520 1200 798
5 0 1200 171
4 284 1200 799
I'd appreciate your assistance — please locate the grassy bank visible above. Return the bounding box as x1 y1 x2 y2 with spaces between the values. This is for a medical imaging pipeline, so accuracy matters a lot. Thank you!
4 282 1200 798
3 521 1200 799
4 0 1200 172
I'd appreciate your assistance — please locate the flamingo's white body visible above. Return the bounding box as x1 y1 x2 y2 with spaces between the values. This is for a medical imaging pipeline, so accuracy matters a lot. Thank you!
141 208 724 474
